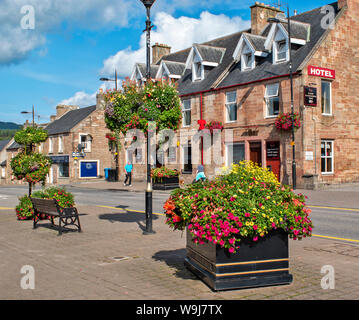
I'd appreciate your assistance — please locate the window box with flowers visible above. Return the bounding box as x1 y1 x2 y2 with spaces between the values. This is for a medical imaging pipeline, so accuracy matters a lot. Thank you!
275 112 301 131
151 167 180 190
163 161 313 291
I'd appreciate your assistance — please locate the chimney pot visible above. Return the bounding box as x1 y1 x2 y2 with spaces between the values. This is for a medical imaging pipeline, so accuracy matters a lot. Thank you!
250 2 284 35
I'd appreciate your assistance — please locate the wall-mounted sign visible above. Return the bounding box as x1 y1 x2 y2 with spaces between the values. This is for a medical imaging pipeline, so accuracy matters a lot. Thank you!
266 142 280 160
304 86 317 107
305 151 314 161
72 152 85 158
308 66 335 79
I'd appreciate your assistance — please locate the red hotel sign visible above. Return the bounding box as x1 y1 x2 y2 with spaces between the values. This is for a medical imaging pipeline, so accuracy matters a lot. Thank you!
308 65 336 79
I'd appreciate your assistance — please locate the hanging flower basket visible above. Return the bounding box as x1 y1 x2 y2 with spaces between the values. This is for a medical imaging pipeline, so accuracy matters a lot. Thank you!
275 113 301 131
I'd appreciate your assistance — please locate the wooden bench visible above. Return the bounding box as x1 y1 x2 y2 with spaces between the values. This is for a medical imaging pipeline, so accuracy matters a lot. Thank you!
30 197 82 236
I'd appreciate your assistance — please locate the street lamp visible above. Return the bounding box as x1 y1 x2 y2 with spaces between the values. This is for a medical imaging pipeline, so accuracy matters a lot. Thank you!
21 105 35 128
140 0 156 235
100 70 118 91
268 6 297 190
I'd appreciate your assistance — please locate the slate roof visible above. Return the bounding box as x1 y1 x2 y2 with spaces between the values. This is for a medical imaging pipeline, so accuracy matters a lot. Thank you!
162 61 186 76
6 140 21 151
216 2 341 90
136 63 160 79
244 33 267 52
45 105 96 135
194 44 226 64
0 139 10 152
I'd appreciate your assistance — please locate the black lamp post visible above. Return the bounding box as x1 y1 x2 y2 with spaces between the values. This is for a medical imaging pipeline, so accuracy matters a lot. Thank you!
21 105 35 128
140 0 156 234
100 70 118 91
268 6 297 190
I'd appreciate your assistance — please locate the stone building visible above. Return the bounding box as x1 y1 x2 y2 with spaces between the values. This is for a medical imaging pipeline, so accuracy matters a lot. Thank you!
38 97 114 184
127 0 359 189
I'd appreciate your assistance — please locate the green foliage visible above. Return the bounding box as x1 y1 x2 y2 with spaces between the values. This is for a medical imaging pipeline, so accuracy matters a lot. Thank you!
104 79 182 135
15 195 34 220
16 187 75 220
32 187 75 208
164 161 313 253
14 126 48 151
0 129 19 140
10 152 52 185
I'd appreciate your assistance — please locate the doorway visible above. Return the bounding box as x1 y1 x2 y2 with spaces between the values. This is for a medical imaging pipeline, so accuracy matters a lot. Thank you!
266 141 281 181
249 142 262 167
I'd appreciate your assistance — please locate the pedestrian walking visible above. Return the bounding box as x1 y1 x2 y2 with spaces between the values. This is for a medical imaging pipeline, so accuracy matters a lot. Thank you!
124 161 133 186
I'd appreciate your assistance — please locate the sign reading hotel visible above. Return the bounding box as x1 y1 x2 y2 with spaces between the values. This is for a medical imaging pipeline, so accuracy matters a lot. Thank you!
308 65 336 79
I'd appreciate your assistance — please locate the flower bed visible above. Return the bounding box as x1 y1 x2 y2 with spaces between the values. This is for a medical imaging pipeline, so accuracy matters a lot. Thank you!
164 161 313 253
152 167 180 190
16 187 75 220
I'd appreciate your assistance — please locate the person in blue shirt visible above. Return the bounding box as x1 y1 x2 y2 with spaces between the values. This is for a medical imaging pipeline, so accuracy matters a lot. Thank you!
124 161 133 186
195 165 206 182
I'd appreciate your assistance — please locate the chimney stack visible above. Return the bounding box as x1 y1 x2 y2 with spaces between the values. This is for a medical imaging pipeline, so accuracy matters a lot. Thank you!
152 43 171 64
50 115 56 122
250 2 284 35
56 105 79 119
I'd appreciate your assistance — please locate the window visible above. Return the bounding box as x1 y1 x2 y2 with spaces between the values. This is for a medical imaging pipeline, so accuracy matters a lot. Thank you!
58 136 63 153
1 167 5 178
321 80 332 115
321 140 334 174
242 51 254 71
226 91 237 122
182 100 191 127
58 163 69 178
49 137 53 153
265 83 280 117
227 143 245 166
80 134 91 152
276 40 287 62
193 62 203 81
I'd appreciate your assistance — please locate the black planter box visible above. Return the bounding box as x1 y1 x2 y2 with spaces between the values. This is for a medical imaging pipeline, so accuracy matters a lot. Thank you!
152 176 179 190
185 228 293 291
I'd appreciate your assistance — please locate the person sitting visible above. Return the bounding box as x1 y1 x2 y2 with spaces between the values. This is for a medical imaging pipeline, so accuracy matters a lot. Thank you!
195 165 206 183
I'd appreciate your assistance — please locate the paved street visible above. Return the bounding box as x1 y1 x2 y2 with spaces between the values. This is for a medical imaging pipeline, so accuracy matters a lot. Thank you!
0 183 359 300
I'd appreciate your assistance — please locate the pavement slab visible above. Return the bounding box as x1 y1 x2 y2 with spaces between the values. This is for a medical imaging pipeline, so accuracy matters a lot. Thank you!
0 204 358 300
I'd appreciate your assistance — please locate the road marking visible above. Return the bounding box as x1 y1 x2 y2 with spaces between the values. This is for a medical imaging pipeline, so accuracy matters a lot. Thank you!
309 205 359 212
0 207 12 210
96 205 165 216
313 234 359 243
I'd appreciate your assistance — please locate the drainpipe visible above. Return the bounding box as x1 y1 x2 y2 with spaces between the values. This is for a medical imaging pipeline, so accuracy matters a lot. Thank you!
200 93 204 165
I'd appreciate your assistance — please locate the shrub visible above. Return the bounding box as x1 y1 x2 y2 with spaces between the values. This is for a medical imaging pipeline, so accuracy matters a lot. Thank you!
15 195 34 220
151 167 179 183
164 161 313 253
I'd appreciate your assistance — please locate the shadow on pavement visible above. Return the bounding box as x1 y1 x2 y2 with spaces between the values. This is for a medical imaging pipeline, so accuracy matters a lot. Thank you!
98 210 160 224
152 248 197 280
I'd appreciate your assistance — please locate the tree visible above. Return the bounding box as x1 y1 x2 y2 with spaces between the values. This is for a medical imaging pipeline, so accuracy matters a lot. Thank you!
10 127 51 196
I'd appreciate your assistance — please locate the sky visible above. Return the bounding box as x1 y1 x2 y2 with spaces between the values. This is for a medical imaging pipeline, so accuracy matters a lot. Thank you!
0 0 332 124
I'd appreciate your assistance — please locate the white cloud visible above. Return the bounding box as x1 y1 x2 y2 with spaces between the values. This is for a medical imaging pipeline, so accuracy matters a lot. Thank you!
0 0 136 65
59 91 97 107
101 11 250 77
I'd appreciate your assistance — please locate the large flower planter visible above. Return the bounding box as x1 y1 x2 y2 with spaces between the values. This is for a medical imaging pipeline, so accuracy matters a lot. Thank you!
153 176 180 190
185 228 293 291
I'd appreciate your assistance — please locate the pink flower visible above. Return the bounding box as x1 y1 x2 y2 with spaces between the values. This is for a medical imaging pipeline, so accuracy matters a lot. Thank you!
245 212 251 218
229 247 235 253
253 225 258 230
229 197 235 202
253 236 258 242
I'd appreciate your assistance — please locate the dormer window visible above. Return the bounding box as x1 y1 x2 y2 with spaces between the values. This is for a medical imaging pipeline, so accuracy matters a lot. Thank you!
242 52 254 71
276 40 287 62
193 61 203 81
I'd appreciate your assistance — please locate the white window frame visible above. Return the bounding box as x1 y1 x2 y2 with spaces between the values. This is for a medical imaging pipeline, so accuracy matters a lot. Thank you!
79 133 91 153
49 137 53 153
273 26 289 64
241 43 255 71
58 162 69 178
225 91 237 123
182 100 192 127
58 136 63 153
265 83 280 118
1 166 5 178
192 61 203 81
321 80 332 116
321 140 334 175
